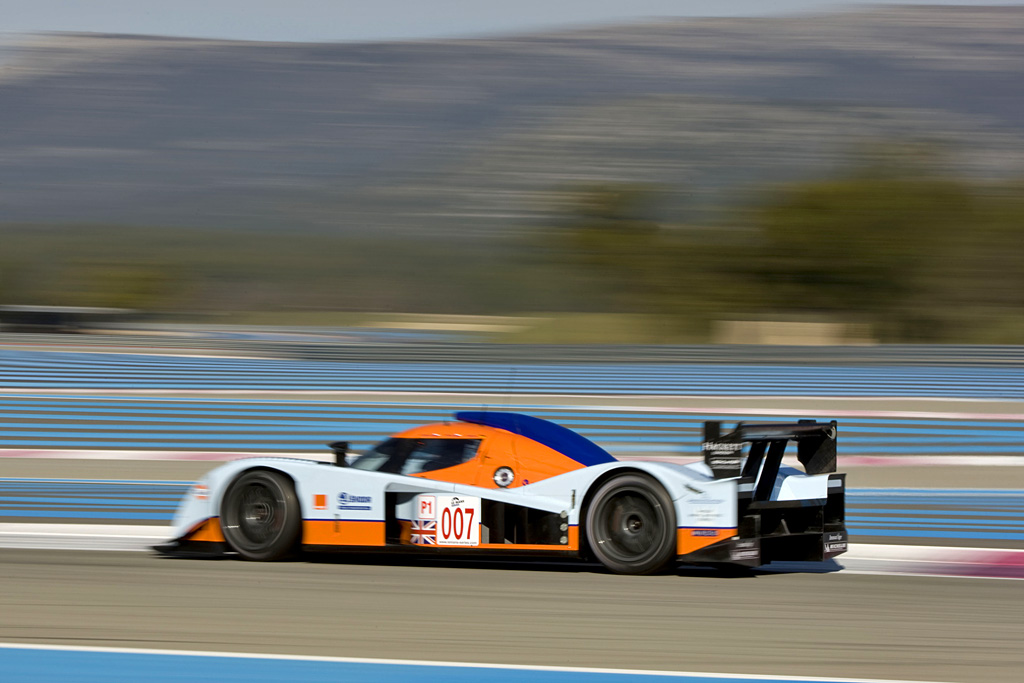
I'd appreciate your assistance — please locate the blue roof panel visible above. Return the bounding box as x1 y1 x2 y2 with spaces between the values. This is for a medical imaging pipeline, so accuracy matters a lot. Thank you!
454 411 617 467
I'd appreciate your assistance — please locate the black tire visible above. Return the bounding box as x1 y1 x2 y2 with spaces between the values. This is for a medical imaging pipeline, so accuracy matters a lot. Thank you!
220 469 301 561
584 473 676 575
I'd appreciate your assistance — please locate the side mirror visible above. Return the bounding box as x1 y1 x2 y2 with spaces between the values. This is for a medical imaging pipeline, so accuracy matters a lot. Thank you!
328 441 349 467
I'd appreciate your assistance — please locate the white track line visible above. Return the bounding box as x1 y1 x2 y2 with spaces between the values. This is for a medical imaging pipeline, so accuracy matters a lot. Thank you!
0 642 953 683
0 523 169 551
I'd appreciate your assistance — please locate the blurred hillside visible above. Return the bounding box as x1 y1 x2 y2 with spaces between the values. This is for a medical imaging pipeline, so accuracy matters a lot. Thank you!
2 6 1024 234
3 6 1024 343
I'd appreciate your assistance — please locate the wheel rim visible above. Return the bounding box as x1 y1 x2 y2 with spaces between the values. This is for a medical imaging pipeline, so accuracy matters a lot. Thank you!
593 489 665 564
237 482 282 545
223 475 290 553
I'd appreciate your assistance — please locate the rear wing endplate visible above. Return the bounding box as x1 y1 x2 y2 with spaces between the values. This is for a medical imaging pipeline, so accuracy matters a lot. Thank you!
702 419 837 479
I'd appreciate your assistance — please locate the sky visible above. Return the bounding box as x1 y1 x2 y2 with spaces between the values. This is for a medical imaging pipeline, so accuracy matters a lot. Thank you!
2 0 1023 43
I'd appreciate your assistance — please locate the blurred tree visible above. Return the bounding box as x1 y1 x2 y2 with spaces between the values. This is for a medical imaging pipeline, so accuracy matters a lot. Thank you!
67 262 183 311
748 172 975 339
557 185 664 305
553 184 660 263
542 170 1024 343
926 182 1024 342
542 183 751 337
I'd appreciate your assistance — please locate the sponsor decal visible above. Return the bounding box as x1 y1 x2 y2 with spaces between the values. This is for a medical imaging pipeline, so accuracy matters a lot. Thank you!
193 484 208 501
730 538 760 562
413 494 480 546
703 441 744 478
702 441 744 453
313 494 328 511
692 529 718 537
493 466 515 488
337 492 372 511
707 455 742 468
824 530 848 554
686 498 726 526
410 519 436 545
417 495 436 520
436 495 480 546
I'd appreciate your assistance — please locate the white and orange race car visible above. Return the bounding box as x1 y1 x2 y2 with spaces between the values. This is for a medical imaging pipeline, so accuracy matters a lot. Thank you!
159 412 847 574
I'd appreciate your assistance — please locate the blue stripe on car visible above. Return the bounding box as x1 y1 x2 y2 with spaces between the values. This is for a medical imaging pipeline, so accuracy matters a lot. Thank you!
454 411 617 467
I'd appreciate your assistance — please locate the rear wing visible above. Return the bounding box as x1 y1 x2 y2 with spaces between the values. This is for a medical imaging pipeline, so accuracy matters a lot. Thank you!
702 419 837 480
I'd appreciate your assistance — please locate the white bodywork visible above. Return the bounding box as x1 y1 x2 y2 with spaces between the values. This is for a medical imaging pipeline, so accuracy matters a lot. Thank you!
172 456 829 546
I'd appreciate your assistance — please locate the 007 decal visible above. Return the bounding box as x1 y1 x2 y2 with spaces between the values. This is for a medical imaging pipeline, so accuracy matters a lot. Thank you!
416 494 480 546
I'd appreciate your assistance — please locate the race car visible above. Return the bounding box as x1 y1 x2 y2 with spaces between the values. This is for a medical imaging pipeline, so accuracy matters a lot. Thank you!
159 411 847 574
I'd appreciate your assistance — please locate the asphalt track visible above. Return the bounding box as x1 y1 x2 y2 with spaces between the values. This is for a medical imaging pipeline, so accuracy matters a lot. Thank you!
1 548 1022 683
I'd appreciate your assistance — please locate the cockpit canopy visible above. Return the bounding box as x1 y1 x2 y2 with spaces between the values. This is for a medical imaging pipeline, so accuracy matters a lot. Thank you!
350 437 481 475
349 412 616 488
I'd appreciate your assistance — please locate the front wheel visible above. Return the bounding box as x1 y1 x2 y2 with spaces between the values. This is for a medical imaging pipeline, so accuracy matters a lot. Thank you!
220 470 301 561
584 473 676 575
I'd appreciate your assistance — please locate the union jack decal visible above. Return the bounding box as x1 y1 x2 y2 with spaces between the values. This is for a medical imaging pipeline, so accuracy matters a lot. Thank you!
410 519 436 545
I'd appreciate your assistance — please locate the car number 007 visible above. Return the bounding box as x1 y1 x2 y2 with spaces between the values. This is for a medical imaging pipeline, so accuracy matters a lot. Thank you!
435 495 480 546
440 506 473 541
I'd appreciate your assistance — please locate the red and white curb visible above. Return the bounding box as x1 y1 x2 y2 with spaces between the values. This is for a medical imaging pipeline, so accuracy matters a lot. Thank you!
839 543 1024 580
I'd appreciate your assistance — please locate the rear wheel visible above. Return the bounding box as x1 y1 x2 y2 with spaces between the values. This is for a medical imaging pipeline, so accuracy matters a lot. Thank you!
585 473 676 575
220 470 301 561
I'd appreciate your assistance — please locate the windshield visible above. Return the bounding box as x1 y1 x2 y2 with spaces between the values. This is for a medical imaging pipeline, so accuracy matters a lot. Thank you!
348 437 402 472
350 438 481 475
